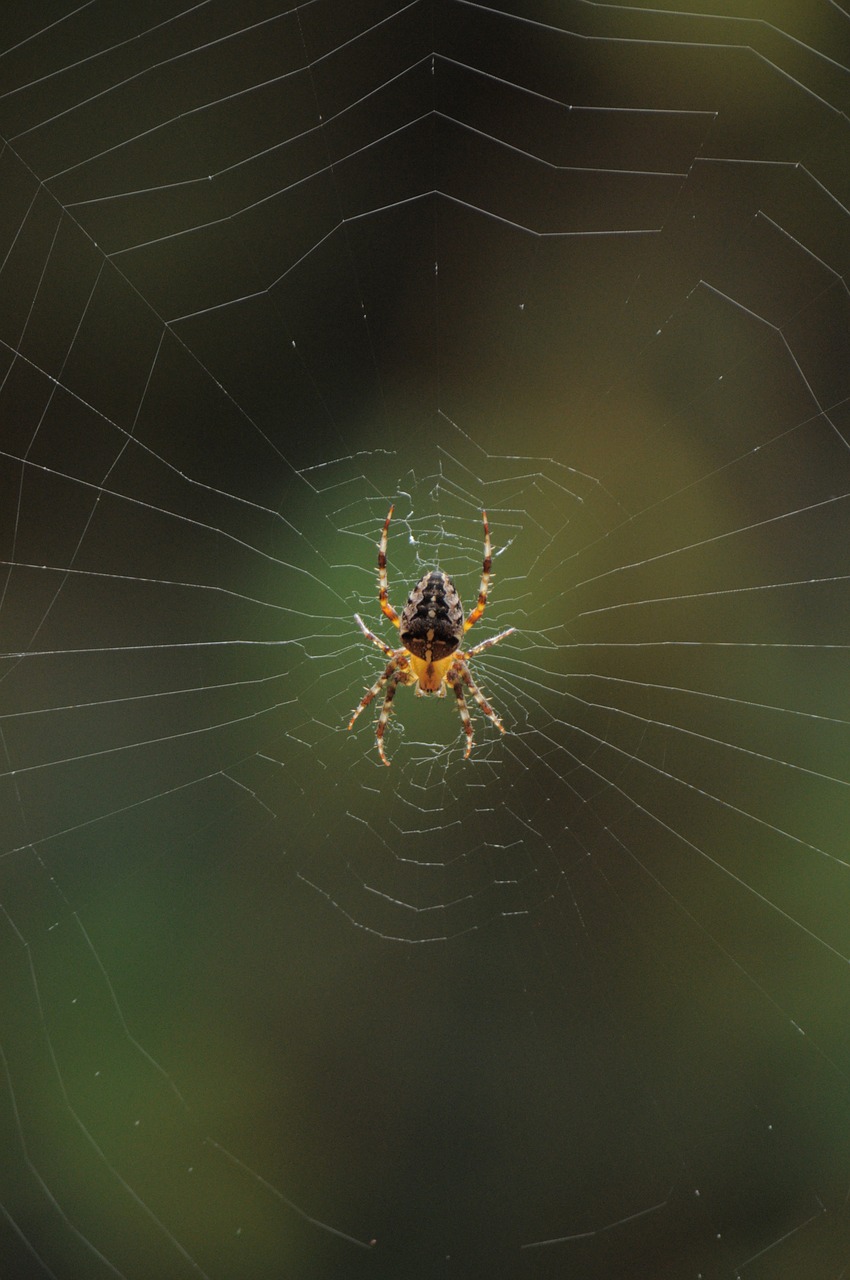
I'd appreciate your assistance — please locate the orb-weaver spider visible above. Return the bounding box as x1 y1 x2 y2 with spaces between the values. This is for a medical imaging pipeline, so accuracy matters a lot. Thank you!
347 506 515 765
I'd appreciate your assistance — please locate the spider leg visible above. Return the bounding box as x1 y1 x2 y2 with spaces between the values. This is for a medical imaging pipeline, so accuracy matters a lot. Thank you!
463 509 493 633
347 654 402 730
378 505 401 629
455 659 506 735
464 626 516 659
354 613 397 659
374 668 406 766
446 668 475 758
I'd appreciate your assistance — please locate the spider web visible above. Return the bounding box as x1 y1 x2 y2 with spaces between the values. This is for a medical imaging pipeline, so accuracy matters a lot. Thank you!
1 1 850 1276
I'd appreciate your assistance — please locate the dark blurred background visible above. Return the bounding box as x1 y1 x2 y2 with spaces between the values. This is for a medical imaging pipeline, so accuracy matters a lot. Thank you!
1 2 850 1277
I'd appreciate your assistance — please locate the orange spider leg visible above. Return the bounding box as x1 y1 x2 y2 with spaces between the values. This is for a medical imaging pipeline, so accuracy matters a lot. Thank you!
455 661 506 735
447 668 475 758
464 510 492 632
353 613 397 659
374 668 407 765
347 657 399 731
378 505 400 628
464 627 516 659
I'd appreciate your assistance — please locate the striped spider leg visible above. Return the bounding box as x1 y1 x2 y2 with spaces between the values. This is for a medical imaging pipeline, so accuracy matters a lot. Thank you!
447 625 516 758
347 615 415 766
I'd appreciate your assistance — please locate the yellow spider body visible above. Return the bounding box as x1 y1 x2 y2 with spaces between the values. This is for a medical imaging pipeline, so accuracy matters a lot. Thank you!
347 507 515 765
408 653 454 694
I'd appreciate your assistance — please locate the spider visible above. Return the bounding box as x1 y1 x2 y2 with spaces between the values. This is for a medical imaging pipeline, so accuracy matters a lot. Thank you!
347 506 515 765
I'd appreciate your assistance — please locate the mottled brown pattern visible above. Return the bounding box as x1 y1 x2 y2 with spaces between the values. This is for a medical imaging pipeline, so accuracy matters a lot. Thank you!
399 570 464 662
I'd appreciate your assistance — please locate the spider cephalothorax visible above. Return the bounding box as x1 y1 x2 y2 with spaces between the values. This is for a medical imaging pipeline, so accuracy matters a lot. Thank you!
347 507 515 764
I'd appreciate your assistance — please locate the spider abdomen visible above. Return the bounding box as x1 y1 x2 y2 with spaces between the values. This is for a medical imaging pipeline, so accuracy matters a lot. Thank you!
400 570 463 663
